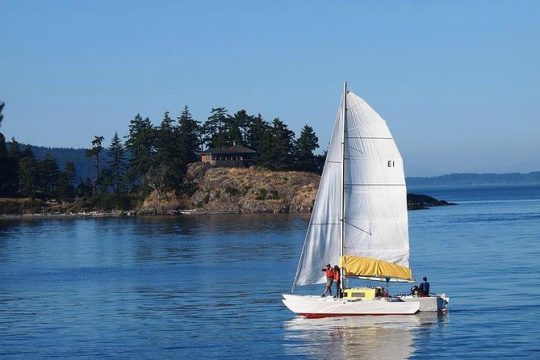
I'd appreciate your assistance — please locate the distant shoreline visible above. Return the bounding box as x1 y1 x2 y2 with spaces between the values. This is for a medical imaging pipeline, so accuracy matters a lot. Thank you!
406 172 540 187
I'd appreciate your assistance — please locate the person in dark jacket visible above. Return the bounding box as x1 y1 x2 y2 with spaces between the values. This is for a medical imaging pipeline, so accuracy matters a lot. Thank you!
419 276 430 297
333 265 341 298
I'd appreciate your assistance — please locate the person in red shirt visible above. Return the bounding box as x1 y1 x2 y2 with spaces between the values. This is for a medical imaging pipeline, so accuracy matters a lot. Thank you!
321 264 334 297
333 265 341 298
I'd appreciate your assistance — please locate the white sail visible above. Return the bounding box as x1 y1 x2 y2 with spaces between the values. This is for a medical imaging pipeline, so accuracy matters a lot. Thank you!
293 89 410 287
293 94 344 286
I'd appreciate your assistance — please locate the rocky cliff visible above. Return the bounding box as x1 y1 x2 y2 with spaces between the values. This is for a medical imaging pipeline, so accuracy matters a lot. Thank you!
139 163 319 214
185 162 319 214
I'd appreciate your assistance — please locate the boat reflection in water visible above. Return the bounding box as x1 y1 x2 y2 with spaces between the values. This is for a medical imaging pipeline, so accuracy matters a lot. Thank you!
283 312 447 359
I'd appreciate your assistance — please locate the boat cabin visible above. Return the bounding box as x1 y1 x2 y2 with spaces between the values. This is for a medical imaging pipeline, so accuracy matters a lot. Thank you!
343 287 385 300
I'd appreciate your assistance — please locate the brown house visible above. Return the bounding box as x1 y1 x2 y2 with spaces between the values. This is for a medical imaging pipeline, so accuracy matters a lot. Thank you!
200 144 256 167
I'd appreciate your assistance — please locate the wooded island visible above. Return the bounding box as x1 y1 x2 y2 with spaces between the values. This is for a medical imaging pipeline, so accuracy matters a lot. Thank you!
0 101 450 216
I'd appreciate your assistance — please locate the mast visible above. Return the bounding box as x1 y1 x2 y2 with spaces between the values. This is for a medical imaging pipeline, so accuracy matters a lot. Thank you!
340 81 347 292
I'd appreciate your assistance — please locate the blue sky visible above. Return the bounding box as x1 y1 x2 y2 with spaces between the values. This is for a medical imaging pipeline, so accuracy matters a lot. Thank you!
1 0 539 176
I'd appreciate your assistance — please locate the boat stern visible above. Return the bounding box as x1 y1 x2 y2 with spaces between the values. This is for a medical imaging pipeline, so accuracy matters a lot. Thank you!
398 294 449 312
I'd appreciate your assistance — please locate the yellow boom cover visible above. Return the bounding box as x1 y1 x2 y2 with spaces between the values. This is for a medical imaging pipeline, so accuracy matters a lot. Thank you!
339 256 413 281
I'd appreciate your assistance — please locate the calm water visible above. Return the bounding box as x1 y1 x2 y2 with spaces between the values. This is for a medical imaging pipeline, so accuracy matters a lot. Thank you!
1 186 540 359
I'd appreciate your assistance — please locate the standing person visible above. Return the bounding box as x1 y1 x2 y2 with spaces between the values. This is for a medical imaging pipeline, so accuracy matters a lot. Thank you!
321 264 334 297
333 265 341 298
419 276 430 297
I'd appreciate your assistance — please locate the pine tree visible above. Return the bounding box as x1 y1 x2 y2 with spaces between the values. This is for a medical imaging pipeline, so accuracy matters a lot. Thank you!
108 132 126 194
0 106 19 196
85 135 105 196
20 145 34 159
154 111 182 191
7 138 20 159
256 118 296 170
155 112 176 165
19 156 39 198
125 114 156 190
18 148 38 198
76 178 93 198
225 110 251 146
58 162 77 201
246 114 269 153
0 102 6 157
0 133 6 158
0 101 4 128
295 125 319 172
177 106 201 165
39 155 61 199
203 107 228 149
0 151 18 196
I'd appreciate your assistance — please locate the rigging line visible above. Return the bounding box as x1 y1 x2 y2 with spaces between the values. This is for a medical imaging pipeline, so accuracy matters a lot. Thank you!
345 124 363 132
326 160 342 164
343 220 372 236
310 222 340 226
344 155 400 160
346 101 365 110
345 144 365 154
345 183 406 187
346 136 393 140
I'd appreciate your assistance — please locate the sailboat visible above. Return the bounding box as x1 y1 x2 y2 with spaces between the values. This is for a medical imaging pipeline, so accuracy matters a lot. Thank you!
282 83 449 317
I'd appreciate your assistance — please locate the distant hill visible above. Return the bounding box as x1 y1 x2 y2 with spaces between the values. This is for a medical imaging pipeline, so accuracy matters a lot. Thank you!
407 172 540 187
25 145 104 181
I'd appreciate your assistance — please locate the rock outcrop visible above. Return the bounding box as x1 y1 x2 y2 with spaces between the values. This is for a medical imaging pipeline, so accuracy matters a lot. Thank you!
185 162 319 214
137 163 454 215
407 193 455 210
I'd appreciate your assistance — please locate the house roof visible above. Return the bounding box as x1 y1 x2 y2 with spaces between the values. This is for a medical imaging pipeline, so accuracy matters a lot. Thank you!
201 144 256 155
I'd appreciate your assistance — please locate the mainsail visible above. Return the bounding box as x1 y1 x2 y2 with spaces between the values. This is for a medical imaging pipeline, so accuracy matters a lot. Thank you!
293 88 412 287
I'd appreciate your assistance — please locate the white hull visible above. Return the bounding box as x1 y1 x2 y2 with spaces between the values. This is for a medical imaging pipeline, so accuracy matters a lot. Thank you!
282 294 420 318
398 294 449 312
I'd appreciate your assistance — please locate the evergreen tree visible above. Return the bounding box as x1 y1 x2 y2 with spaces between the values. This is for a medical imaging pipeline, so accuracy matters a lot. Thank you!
258 127 275 169
246 114 269 153
58 162 77 201
7 138 20 159
108 132 126 194
19 151 39 198
85 135 105 195
0 102 6 157
154 111 182 191
20 145 34 159
0 132 6 157
125 114 156 190
314 151 327 174
0 101 4 128
177 106 201 165
258 118 296 170
155 112 176 164
0 151 18 196
295 125 319 172
0 106 19 196
225 110 251 147
203 107 228 149
39 155 61 199
76 178 93 198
